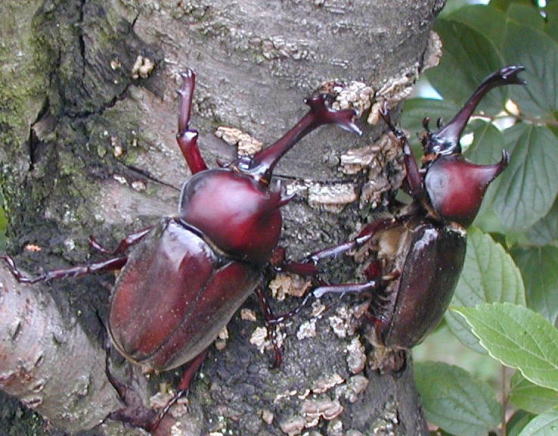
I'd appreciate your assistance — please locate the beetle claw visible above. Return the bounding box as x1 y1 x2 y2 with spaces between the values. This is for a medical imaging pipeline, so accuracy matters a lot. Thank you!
149 389 189 432
379 103 407 142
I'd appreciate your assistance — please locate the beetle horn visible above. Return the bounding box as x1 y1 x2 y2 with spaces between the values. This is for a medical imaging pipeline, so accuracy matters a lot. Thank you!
269 180 294 208
248 94 361 182
425 65 526 155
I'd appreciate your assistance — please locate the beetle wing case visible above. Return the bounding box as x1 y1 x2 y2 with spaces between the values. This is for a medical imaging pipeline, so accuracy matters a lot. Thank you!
377 218 466 349
108 217 260 371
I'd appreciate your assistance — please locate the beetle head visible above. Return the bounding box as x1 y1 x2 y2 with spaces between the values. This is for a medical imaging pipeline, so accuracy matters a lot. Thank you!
178 92 359 265
421 65 525 226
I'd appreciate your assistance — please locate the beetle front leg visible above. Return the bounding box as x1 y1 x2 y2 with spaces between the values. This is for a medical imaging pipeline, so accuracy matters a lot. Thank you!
379 104 424 199
176 69 208 174
1 255 128 284
312 277 387 299
254 287 288 367
277 217 397 276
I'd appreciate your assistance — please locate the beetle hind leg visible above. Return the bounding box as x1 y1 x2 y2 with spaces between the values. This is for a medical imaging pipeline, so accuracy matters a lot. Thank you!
147 349 209 432
104 345 159 432
106 349 209 433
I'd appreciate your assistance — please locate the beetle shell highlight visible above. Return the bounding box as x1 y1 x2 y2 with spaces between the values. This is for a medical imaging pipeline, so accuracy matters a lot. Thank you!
373 218 466 349
109 217 260 371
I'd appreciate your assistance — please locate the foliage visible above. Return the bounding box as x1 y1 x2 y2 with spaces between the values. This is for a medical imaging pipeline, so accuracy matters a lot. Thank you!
410 0 558 434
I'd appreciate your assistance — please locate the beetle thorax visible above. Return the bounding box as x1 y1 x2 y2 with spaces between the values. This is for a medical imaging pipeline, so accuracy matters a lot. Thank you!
178 169 283 264
424 154 505 227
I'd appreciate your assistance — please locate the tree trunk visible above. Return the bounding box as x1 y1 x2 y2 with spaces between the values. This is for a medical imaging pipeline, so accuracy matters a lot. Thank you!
0 0 444 434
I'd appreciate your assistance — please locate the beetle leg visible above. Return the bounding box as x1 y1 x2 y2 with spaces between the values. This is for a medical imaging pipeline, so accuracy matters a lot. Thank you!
258 284 315 327
89 226 153 255
313 278 385 299
176 69 208 174
272 218 397 279
149 349 209 431
379 103 424 199
313 268 399 300
254 287 286 367
106 383 158 432
107 348 209 433
1 255 127 284
311 217 398 264
269 246 320 276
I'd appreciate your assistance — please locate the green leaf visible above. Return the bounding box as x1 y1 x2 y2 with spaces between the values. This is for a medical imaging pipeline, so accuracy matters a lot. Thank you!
489 0 533 12
526 199 558 246
510 372 558 414
439 0 477 18
518 410 558 436
446 5 507 48
507 4 545 32
492 125 558 231
508 410 537 436
502 21 558 119
513 246 558 325
473 122 524 232
401 97 460 139
446 228 525 352
453 303 558 391
545 2 558 43
428 20 507 113
465 120 506 164
414 362 501 436
464 121 509 233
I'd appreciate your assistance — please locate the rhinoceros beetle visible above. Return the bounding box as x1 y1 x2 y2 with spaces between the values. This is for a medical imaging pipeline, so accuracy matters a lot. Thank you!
304 65 525 369
1 69 360 430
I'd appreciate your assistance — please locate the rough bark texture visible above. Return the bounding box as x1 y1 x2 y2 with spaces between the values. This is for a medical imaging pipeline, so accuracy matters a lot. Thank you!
0 0 444 434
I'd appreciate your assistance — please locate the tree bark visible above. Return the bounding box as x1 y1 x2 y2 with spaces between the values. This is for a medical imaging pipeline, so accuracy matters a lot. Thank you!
0 0 444 434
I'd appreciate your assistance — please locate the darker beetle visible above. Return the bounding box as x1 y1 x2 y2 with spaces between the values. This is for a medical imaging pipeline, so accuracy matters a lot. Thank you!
303 65 525 368
2 69 360 430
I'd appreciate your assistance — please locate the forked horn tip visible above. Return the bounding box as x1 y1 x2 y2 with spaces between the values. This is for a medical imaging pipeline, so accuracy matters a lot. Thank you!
498 65 526 85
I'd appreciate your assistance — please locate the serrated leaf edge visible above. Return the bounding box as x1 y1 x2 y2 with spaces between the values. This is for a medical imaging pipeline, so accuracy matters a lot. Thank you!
453 303 558 392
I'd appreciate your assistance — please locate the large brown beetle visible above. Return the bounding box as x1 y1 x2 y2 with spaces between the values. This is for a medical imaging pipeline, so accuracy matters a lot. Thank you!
304 65 525 368
1 69 360 430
